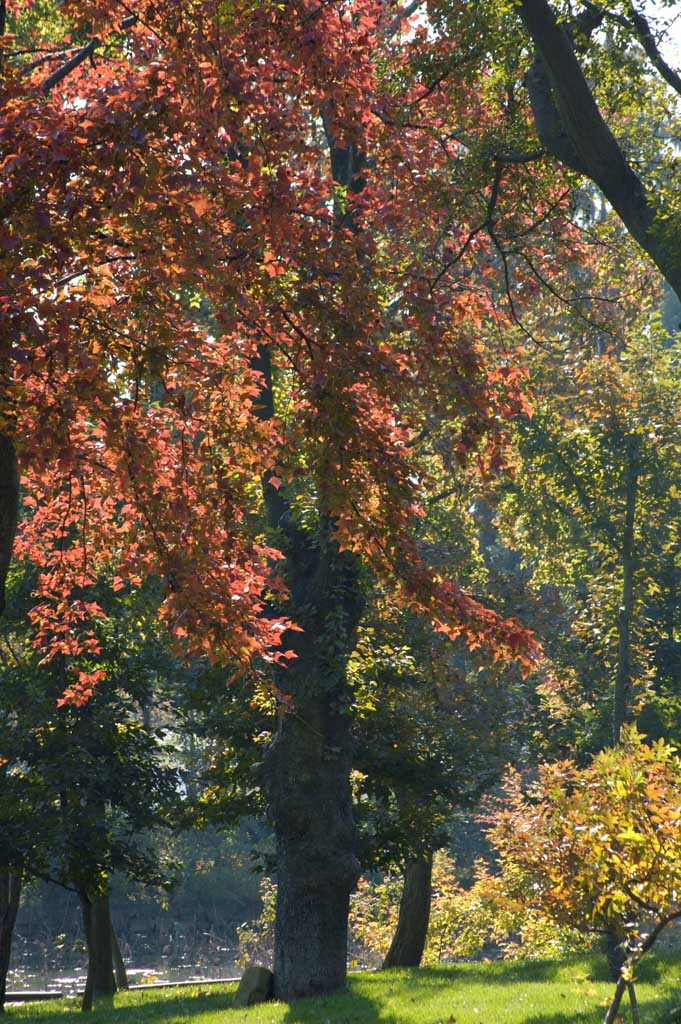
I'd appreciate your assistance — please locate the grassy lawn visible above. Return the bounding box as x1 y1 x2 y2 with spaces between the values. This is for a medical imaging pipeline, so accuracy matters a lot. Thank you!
7 951 681 1024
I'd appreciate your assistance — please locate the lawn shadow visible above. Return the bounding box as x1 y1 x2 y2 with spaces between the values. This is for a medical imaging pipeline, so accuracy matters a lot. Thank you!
281 988 402 1024
522 1015 601 1024
414 959 563 986
9 987 237 1024
586 954 662 984
523 992 678 1024
279 960 568 1023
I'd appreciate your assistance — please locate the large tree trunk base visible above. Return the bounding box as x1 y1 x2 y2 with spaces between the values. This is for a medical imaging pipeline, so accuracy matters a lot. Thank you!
267 713 359 1002
262 524 364 1004
273 879 351 1001
265 690 360 1002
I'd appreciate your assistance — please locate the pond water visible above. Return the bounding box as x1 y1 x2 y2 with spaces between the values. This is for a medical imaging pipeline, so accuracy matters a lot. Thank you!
6 960 241 996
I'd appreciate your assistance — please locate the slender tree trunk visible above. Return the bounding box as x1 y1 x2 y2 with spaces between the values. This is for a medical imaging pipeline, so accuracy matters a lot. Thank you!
603 911 680 1019
383 853 433 969
79 890 116 1011
603 976 627 1024
604 931 625 984
0 436 18 617
627 981 640 1024
604 440 638 973
0 871 21 1013
111 924 128 990
613 436 638 743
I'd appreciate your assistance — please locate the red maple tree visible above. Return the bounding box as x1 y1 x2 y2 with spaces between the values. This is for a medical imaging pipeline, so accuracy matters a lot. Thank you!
1 0 577 999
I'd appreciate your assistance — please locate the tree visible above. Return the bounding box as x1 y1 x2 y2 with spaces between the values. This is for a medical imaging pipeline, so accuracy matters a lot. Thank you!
0 872 20 1014
0 568 182 1010
349 611 525 965
3 0 545 1000
346 431 534 970
432 0 681 300
381 854 434 969
489 728 681 1024
497 296 681 748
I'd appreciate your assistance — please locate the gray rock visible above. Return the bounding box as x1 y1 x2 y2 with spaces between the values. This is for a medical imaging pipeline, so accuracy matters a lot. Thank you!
232 966 274 1008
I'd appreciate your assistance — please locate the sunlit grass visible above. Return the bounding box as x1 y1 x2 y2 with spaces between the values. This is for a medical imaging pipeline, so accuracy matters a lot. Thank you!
8 950 681 1024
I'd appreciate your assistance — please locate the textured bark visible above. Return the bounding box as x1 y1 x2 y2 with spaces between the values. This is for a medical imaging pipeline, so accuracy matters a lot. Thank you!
111 924 128 990
262 520 364 1001
255 348 365 1001
80 891 116 1011
382 852 433 969
519 0 681 300
0 871 21 1013
0 436 18 617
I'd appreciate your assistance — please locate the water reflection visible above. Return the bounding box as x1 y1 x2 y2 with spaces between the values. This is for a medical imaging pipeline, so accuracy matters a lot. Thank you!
7 959 240 996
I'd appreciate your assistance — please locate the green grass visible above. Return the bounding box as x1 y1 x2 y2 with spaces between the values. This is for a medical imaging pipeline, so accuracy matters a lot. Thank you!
7 951 681 1024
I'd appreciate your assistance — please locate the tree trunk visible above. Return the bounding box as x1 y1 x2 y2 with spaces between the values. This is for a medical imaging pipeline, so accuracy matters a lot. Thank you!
80 890 116 1011
604 930 625 984
262 520 364 1002
383 853 433 969
111 924 128 990
518 0 681 301
627 981 640 1024
0 871 21 1013
0 436 18 617
247 54 370 1001
613 436 638 744
603 976 627 1024
254 327 365 1003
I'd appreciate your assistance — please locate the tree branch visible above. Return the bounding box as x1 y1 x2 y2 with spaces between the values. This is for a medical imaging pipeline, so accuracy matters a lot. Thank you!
518 0 681 299
42 37 100 93
626 4 681 96
39 12 139 93
581 0 681 98
384 0 422 39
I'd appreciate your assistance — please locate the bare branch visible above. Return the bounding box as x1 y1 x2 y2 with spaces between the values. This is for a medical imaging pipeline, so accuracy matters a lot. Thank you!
493 149 545 164
581 1 681 98
625 3 681 98
384 0 422 39
42 37 99 93
20 48 79 76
